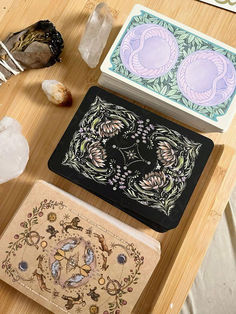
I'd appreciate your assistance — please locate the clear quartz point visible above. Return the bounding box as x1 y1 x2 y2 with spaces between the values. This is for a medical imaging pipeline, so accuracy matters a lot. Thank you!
78 2 113 68
0 117 29 184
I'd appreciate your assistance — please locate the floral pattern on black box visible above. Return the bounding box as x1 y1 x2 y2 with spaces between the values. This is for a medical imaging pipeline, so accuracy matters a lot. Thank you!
62 96 201 216
48 87 214 232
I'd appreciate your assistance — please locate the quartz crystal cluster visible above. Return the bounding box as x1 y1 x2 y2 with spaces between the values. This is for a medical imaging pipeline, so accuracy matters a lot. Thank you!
78 2 113 68
0 117 29 184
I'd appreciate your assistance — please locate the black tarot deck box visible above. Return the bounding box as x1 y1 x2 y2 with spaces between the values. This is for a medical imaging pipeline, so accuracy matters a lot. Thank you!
48 86 214 232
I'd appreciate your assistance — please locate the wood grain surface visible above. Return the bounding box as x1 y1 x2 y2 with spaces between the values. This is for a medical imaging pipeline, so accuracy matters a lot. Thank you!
0 1 236 313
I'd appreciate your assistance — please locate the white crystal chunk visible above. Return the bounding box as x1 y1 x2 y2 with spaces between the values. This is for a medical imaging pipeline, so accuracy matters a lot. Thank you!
0 117 29 184
78 2 113 68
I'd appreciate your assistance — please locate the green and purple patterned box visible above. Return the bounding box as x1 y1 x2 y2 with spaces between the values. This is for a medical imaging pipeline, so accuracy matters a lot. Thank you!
100 5 236 132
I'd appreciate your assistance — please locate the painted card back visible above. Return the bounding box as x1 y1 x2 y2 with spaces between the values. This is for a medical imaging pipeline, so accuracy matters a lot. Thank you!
0 181 160 314
105 5 236 123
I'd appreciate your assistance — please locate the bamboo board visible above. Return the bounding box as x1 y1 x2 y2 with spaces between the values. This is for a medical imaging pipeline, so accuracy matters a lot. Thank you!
0 0 236 313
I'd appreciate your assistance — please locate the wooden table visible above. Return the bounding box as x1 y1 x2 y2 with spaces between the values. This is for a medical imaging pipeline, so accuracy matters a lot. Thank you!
0 0 235 313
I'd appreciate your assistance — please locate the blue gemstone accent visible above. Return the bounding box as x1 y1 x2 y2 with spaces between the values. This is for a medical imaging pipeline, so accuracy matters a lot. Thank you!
117 254 127 264
18 261 28 271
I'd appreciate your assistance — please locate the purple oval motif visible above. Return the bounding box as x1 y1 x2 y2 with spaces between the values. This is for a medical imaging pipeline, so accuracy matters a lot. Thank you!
177 50 236 107
120 24 179 79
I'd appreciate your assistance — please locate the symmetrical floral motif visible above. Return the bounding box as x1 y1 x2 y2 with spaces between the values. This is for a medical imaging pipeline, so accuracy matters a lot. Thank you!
62 97 202 216
126 150 138 160
110 10 236 121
